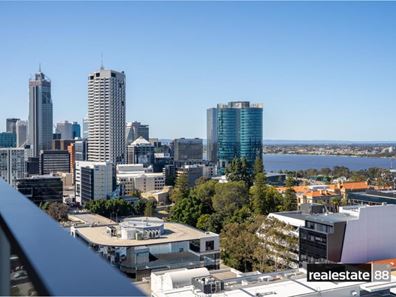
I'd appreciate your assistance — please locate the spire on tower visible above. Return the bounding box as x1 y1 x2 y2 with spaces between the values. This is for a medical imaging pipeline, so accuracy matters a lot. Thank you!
100 53 104 70
39 63 42 73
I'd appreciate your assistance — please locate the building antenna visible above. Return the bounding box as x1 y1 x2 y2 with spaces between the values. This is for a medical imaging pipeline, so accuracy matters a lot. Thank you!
100 53 104 70
39 63 41 73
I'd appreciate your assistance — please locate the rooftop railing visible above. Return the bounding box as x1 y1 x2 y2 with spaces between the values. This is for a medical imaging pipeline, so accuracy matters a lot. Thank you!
0 180 145 296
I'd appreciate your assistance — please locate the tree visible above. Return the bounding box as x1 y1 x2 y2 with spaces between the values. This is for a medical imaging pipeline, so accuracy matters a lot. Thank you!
196 213 223 233
220 222 259 272
212 181 249 218
144 199 156 217
192 179 217 214
46 202 69 222
250 174 282 215
281 188 298 211
170 173 190 202
85 199 134 218
225 157 252 186
253 156 264 176
169 194 203 226
133 199 147 215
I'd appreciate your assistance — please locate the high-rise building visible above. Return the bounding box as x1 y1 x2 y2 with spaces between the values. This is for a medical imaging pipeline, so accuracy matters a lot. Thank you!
72 121 81 139
0 148 26 187
82 116 89 139
206 108 218 163
87 68 126 164
126 121 149 144
0 132 16 148
75 161 113 204
6 118 19 134
55 121 73 140
215 101 263 172
75 139 88 161
127 137 155 167
28 71 53 157
39 150 70 175
172 138 203 166
16 120 28 147
52 139 75 151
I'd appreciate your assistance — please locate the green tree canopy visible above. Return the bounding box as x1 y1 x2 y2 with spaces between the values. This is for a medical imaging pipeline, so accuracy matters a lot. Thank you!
225 157 252 186
169 194 203 226
212 181 249 218
170 172 190 202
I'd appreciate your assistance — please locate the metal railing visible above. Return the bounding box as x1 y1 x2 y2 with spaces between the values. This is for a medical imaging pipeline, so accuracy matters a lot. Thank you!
0 180 145 296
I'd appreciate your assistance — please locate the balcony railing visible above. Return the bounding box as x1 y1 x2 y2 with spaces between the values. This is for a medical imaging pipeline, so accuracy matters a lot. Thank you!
0 180 145 296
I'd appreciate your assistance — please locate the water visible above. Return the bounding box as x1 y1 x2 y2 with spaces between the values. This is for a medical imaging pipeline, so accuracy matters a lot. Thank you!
263 154 396 172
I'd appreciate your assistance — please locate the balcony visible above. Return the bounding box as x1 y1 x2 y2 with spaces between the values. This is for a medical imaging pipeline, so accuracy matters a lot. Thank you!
0 180 145 296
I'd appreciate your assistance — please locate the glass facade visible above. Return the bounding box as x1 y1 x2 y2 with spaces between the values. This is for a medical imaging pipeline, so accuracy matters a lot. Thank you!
216 102 263 173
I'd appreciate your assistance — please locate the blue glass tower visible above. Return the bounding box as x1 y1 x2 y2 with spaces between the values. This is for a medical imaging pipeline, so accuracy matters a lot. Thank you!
215 101 263 173
72 122 81 139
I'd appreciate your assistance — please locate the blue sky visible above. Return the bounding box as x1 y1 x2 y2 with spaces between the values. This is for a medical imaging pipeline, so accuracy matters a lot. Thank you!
1 1 396 141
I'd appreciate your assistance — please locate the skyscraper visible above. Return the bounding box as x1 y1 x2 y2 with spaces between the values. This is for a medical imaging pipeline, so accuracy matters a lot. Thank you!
28 70 53 157
72 121 81 139
206 108 218 163
87 68 126 164
215 101 263 173
82 116 89 139
126 121 149 144
6 118 19 134
16 120 28 147
55 121 73 140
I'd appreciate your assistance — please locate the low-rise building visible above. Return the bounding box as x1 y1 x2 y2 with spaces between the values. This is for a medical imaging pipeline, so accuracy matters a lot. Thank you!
299 204 396 265
71 216 220 280
16 175 63 204
150 267 396 297
117 164 165 194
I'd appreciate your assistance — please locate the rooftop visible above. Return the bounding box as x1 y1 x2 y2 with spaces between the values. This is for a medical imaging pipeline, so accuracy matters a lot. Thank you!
73 220 217 247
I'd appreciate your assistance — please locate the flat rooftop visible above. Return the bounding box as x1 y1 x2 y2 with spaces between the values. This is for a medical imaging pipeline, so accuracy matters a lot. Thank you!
68 213 116 225
153 270 396 297
74 221 217 247
304 212 357 224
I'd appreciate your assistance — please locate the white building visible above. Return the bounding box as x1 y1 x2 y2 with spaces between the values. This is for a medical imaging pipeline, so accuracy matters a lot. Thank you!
117 164 165 194
87 68 126 165
70 216 220 280
0 148 26 187
151 267 396 297
270 204 396 265
55 120 73 140
16 120 28 147
75 161 113 204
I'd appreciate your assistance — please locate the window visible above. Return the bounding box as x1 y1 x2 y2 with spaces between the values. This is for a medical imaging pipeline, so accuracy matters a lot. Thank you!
205 240 215 251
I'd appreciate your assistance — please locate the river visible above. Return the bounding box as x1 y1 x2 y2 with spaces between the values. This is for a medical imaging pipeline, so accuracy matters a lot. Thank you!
262 154 396 172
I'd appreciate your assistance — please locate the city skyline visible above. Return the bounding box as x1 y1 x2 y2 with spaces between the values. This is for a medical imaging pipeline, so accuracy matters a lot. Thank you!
1 2 396 141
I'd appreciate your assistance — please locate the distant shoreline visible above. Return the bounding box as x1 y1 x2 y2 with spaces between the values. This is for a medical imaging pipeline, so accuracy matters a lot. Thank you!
263 152 396 159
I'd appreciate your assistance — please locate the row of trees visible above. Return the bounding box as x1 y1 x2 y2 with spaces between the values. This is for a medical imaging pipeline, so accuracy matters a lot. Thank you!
169 157 298 272
85 198 156 219
281 166 393 186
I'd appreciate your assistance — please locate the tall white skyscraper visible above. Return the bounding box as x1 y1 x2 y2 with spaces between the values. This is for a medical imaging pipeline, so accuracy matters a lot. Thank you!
28 70 53 157
16 120 28 147
87 68 126 164
82 116 89 139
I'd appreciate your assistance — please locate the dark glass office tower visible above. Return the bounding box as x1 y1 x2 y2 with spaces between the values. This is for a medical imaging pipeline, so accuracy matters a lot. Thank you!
28 70 53 157
215 101 263 173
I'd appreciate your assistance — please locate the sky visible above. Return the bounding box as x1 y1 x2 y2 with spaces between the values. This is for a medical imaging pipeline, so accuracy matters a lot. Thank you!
1 1 396 141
